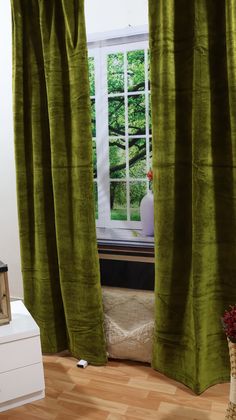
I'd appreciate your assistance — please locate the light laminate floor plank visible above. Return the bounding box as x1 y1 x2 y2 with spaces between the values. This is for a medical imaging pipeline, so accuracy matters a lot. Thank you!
0 355 230 419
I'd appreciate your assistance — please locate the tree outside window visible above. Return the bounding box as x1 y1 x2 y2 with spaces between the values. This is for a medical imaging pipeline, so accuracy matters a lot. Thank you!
89 37 151 229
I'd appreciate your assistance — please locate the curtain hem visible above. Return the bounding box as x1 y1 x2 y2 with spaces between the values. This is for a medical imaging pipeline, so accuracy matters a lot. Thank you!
151 360 230 395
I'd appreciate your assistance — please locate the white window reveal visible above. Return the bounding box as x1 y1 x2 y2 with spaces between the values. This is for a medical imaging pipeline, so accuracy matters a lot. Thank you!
88 29 151 230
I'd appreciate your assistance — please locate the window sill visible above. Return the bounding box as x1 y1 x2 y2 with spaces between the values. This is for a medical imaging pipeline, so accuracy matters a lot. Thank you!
96 227 154 248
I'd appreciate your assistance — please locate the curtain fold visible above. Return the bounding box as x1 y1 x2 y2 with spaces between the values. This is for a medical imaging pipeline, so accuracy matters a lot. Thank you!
11 0 107 365
149 0 236 393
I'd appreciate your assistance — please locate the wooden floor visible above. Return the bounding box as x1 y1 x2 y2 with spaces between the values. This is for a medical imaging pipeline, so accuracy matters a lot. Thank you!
1 354 230 419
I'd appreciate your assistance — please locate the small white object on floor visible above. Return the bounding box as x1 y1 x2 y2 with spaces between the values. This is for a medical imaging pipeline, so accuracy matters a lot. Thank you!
77 359 88 368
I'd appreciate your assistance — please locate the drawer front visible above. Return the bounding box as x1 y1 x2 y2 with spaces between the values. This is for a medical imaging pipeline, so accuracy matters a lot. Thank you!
0 363 45 404
0 336 42 373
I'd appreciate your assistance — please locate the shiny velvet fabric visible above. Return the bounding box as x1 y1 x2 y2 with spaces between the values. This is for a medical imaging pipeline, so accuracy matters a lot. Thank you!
11 0 107 365
149 0 236 393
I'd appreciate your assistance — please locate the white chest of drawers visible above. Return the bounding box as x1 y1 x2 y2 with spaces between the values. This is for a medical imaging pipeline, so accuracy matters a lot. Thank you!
0 300 45 412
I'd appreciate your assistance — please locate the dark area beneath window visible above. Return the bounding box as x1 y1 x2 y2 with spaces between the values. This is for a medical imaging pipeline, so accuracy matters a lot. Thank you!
99 259 154 291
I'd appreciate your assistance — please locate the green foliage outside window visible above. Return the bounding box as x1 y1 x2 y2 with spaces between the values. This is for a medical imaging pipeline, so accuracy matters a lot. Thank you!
88 49 151 223
127 50 145 91
108 53 124 94
88 57 95 96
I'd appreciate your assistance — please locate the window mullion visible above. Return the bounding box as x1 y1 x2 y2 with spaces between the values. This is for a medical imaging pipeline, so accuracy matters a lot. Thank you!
96 49 110 227
124 51 130 221
145 47 150 192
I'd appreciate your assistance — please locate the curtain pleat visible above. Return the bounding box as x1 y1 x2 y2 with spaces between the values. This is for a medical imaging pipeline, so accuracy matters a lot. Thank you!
11 0 107 365
149 0 236 393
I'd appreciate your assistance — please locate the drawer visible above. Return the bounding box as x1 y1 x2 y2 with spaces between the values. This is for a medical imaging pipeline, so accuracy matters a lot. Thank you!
0 336 42 373
0 363 45 404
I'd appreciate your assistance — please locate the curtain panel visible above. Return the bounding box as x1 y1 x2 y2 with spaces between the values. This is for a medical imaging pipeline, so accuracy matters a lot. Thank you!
11 0 107 365
149 0 236 393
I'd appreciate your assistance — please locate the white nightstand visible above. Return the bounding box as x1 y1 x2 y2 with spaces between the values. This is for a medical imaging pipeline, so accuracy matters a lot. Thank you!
0 300 45 412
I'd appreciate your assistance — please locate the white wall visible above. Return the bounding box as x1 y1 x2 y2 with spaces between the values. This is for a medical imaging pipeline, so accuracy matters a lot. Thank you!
0 0 148 300
85 0 148 34
0 1 23 298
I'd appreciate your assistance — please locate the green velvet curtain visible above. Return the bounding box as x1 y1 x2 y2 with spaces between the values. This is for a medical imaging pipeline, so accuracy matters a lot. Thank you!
149 0 236 393
11 0 107 365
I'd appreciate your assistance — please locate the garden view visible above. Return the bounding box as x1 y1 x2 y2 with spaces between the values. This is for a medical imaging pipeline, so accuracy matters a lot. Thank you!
89 48 151 222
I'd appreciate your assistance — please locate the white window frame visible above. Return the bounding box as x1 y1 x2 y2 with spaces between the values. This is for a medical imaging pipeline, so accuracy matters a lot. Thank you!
88 27 150 230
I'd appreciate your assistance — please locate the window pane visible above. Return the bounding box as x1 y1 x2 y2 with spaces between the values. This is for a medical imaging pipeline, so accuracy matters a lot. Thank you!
127 50 145 92
88 57 95 96
92 139 97 178
128 95 146 135
149 137 152 169
108 97 125 136
130 181 146 221
129 138 146 178
91 99 96 137
149 93 152 134
94 181 98 219
109 138 126 179
108 53 124 94
110 182 127 220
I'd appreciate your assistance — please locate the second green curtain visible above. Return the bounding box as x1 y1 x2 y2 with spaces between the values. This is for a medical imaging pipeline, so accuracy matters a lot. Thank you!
150 0 236 393
11 0 107 365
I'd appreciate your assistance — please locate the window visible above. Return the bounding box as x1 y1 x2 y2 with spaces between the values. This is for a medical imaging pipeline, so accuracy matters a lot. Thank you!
88 30 151 230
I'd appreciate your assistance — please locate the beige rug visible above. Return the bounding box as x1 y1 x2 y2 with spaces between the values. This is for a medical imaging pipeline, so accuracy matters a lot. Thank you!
102 286 155 363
